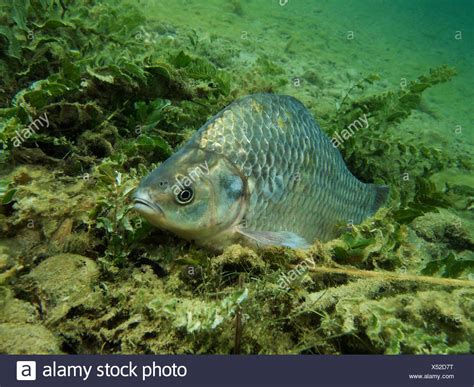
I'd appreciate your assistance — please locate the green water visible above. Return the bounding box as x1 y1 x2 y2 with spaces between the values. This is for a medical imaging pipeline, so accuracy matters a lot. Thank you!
148 0 474 142
0 0 472 355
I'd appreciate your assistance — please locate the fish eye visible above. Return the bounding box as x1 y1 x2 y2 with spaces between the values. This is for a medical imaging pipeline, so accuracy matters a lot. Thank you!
175 187 194 205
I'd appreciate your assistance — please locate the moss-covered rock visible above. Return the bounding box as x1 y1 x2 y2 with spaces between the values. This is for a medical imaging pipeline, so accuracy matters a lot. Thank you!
24 254 99 323
0 323 62 354
0 287 62 354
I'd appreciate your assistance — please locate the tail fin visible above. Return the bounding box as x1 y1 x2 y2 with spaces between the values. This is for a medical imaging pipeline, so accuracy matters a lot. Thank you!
368 184 389 215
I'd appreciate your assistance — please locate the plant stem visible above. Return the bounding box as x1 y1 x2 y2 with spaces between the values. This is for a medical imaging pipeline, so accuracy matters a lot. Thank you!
233 274 244 354
297 264 473 288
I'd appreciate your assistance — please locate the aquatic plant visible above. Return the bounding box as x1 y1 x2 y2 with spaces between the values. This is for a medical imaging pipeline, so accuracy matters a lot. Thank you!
0 0 472 356
94 167 142 266
0 179 16 205
187 29 201 51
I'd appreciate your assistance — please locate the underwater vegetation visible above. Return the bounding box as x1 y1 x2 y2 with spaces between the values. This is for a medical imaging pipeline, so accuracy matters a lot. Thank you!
0 0 473 354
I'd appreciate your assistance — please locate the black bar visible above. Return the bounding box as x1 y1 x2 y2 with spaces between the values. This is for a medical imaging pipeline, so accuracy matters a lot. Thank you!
2 355 472 386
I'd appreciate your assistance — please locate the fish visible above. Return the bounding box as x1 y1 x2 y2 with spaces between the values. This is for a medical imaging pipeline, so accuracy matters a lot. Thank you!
133 93 389 249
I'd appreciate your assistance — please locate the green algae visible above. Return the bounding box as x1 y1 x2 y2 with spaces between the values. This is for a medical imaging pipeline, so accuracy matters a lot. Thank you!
0 0 473 355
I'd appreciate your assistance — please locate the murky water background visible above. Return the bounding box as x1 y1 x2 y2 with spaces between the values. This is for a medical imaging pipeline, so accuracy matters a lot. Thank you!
145 0 474 145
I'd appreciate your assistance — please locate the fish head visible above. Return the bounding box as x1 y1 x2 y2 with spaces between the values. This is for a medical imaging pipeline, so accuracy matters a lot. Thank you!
133 146 246 241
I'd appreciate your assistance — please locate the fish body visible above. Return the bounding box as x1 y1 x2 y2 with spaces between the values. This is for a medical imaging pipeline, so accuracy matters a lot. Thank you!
134 94 388 249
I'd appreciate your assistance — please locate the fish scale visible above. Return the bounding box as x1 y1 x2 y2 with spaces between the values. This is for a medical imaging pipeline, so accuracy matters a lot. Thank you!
191 93 388 243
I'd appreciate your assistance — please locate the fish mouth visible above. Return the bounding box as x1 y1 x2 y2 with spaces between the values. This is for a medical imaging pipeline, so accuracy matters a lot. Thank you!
133 196 165 217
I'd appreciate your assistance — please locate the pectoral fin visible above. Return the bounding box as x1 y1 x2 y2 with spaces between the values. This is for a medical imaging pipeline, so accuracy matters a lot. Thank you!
236 228 310 249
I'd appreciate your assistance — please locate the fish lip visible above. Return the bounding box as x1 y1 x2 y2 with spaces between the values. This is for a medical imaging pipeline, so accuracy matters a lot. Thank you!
133 197 165 216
